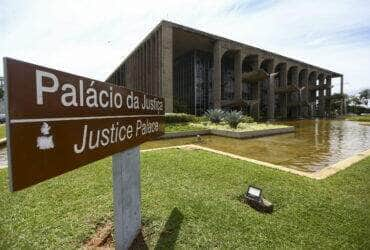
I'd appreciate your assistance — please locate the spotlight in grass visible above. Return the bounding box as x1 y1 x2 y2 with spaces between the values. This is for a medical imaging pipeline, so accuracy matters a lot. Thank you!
244 185 273 213
246 186 262 199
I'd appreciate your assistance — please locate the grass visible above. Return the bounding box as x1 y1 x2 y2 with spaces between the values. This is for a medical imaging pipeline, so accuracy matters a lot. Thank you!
345 114 370 122
165 123 207 132
0 124 5 139
165 122 288 133
0 150 369 249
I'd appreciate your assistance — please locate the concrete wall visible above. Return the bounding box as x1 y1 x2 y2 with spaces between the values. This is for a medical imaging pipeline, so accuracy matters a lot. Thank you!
106 26 162 97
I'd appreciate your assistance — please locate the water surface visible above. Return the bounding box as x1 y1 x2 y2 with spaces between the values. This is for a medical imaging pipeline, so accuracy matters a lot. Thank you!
143 119 370 172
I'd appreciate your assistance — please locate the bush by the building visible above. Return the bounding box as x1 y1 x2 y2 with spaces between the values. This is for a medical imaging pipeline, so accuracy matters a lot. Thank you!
205 109 225 124
165 113 197 123
224 111 243 128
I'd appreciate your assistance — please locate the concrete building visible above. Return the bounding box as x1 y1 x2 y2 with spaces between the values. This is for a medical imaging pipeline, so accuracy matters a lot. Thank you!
107 20 345 120
0 77 5 114
0 77 4 88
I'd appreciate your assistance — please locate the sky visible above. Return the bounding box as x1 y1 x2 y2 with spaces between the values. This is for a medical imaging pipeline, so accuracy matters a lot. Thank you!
1 0 369 95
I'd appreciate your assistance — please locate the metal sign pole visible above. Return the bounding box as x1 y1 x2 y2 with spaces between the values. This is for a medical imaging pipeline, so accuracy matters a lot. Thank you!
112 146 141 250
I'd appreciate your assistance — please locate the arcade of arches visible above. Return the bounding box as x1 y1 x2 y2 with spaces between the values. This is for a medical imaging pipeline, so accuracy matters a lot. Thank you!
212 47 343 120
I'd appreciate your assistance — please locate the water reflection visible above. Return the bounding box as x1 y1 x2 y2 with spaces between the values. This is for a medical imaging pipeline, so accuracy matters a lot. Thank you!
143 119 370 172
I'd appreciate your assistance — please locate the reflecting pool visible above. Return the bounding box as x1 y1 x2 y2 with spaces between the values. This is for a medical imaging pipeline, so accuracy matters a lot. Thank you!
143 119 370 172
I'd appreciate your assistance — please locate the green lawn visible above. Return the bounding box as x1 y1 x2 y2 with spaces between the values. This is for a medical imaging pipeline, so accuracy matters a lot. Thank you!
0 124 5 139
0 149 369 249
165 123 207 132
346 114 370 122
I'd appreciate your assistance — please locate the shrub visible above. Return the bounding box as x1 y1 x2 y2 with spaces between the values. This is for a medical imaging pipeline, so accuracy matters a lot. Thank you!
225 110 243 128
242 115 254 123
173 98 189 113
194 116 208 123
205 109 224 123
165 113 197 123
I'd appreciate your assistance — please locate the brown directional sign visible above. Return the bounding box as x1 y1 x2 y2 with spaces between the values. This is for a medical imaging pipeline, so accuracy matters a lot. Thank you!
4 58 165 191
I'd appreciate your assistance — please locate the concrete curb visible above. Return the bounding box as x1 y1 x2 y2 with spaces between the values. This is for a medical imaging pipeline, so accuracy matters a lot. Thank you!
178 144 316 179
142 144 370 180
0 138 6 147
160 129 210 139
311 148 370 179
209 127 294 139
160 126 294 140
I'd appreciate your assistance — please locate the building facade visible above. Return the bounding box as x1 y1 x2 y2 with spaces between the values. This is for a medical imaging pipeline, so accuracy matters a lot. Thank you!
106 20 345 120
0 77 5 113
0 77 4 88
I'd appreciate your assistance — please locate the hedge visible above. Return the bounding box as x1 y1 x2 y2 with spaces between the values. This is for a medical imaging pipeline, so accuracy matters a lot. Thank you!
165 113 197 123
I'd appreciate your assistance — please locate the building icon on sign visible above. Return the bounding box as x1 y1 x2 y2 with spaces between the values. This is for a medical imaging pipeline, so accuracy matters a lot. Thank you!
37 122 54 150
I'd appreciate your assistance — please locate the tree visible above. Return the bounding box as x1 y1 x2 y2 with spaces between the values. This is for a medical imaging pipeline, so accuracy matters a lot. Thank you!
359 89 369 106
348 95 362 113
330 93 347 114
347 89 370 114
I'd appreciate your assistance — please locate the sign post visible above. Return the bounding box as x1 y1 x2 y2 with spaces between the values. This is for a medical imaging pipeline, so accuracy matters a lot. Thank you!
3 57 165 249
113 146 141 249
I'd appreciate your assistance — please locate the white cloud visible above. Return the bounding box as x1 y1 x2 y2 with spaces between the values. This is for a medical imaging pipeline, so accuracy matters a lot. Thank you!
1 0 369 95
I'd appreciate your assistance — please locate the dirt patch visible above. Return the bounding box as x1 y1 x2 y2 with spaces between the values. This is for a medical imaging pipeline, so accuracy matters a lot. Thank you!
83 222 114 249
83 222 149 250
129 230 149 250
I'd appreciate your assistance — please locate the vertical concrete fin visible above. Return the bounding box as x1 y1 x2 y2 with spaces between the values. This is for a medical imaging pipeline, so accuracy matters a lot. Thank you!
234 50 242 102
161 23 173 113
213 41 222 109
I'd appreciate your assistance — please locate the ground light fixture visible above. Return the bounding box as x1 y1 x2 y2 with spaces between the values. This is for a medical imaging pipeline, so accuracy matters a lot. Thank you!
244 185 274 213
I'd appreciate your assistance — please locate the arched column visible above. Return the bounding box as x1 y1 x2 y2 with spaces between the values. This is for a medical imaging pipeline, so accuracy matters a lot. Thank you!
298 69 308 117
242 54 259 119
274 62 287 119
318 73 326 117
287 66 299 118
259 58 274 120
326 75 332 117
266 74 275 121
212 41 225 109
340 76 346 115
221 50 236 102
234 50 242 102
308 71 317 117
